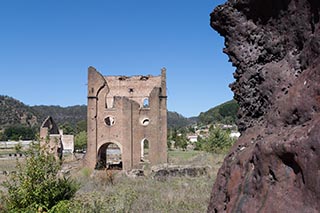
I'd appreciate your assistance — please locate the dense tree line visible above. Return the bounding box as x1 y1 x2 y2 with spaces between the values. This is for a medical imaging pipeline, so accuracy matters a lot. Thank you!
0 125 37 141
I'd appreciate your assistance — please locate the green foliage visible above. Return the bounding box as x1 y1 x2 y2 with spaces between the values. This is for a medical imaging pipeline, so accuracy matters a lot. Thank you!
76 120 87 133
169 129 188 150
197 127 235 154
74 131 87 150
198 99 239 125
59 122 75 135
3 125 36 141
1 142 79 212
0 131 6 141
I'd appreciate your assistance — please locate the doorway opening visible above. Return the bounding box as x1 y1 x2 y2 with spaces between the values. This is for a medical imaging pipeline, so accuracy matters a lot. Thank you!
96 142 122 170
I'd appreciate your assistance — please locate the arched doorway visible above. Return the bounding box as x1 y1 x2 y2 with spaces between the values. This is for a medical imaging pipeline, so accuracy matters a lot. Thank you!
140 139 150 162
96 142 122 170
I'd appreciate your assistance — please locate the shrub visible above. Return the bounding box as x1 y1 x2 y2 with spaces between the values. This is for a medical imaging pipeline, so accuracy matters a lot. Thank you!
1 142 79 212
198 127 235 154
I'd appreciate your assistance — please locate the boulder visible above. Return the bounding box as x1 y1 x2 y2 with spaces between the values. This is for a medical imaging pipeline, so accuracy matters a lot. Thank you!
208 0 320 212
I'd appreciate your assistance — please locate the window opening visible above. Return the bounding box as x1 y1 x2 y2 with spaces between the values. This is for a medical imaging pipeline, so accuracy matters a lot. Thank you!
143 98 149 108
104 116 115 126
141 118 150 126
140 139 149 162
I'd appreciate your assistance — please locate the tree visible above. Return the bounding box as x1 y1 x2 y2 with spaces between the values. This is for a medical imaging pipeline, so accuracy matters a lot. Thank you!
75 120 87 133
200 127 235 154
174 133 188 150
1 141 79 212
3 126 36 141
59 122 75 135
74 131 87 150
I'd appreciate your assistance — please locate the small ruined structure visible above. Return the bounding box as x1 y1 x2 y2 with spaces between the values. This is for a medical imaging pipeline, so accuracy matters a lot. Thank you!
40 116 74 157
84 67 168 170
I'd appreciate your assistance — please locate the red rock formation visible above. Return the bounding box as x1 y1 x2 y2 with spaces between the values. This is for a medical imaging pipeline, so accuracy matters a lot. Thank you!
208 0 320 212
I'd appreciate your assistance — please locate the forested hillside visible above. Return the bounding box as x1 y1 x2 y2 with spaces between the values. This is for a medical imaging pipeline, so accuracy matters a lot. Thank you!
198 100 239 125
31 105 87 127
0 95 38 130
0 95 195 133
167 111 195 129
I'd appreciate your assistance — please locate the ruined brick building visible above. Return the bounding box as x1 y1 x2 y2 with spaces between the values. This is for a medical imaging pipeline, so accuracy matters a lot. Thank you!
84 67 167 170
40 116 74 158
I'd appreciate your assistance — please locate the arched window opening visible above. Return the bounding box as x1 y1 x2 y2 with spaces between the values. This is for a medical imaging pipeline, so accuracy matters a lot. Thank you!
143 98 149 108
140 139 149 162
96 143 122 170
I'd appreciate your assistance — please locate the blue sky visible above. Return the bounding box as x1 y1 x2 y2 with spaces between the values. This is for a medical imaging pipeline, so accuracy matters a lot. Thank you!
0 0 233 117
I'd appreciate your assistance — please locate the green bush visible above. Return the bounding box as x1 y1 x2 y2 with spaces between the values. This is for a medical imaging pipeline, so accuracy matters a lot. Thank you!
1 142 79 212
197 128 235 154
74 131 87 150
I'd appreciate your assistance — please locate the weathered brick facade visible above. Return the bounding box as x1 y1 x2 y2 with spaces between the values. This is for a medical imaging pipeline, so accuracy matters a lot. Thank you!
84 67 167 170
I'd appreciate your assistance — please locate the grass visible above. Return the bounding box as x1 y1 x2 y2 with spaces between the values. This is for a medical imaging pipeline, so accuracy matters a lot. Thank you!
0 150 225 212
169 150 202 161
69 150 225 213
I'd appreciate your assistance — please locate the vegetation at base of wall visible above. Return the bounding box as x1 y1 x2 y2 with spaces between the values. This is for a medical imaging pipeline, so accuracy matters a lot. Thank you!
1 142 79 212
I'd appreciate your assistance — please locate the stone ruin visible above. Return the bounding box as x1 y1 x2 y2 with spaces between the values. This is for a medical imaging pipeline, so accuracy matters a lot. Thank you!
208 0 320 212
40 116 74 158
84 67 168 171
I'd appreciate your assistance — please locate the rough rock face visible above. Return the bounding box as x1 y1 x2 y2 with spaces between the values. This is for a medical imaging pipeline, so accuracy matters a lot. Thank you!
208 0 320 212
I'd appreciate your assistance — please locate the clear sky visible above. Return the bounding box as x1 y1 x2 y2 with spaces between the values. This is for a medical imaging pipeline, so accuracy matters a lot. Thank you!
0 0 233 117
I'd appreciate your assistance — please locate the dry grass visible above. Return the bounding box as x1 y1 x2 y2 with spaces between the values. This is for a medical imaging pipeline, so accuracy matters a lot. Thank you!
70 150 225 212
0 150 225 212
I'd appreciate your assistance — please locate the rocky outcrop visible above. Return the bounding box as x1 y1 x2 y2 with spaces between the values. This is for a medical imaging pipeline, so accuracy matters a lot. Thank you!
208 0 320 212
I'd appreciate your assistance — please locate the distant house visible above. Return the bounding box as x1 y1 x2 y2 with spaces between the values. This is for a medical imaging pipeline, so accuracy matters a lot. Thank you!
230 131 241 138
187 135 198 143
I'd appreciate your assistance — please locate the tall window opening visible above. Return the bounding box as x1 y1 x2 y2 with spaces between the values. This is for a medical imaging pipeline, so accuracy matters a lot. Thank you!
143 98 149 108
140 139 149 162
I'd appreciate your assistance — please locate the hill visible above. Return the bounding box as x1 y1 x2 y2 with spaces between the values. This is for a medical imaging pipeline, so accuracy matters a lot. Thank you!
31 105 87 127
0 95 194 131
0 95 38 130
198 100 239 125
167 111 195 129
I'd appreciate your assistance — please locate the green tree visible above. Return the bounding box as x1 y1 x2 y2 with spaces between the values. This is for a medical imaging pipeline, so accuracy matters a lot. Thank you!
59 122 75 135
174 133 188 150
1 142 79 212
75 120 87 133
3 126 36 141
200 127 235 154
74 131 87 150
